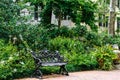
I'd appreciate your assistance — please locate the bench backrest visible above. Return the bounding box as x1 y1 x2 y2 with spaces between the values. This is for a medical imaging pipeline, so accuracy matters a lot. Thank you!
31 50 64 63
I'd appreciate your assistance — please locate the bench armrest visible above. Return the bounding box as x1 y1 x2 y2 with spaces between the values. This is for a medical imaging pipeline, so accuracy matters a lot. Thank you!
30 51 42 64
33 57 42 65
55 50 68 62
59 55 68 62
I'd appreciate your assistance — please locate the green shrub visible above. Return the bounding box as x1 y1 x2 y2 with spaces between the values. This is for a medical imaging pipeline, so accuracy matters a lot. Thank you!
72 25 87 37
23 26 50 50
7 25 75 50
0 39 34 80
4 24 51 50
48 37 98 70
43 25 88 39
66 53 98 71
91 45 117 70
103 34 120 49
48 36 84 62
48 36 85 53
47 26 75 38
85 31 102 47
103 35 115 45
58 27 74 38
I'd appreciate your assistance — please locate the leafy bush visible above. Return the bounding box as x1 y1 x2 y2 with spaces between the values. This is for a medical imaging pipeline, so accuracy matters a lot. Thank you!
2 24 51 50
66 53 98 71
3 24 75 50
48 37 98 70
102 35 115 45
72 25 87 37
103 34 120 49
45 25 76 38
91 45 117 70
48 36 85 53
23 26 50 50
47 26 72 38
0 39 34 80
85 31 102 48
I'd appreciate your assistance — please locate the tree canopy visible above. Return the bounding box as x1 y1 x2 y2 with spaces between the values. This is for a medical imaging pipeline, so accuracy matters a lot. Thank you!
39 0 97 30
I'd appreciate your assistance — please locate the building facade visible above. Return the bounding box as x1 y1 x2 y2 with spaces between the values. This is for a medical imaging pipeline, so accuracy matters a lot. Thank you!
97 0 120 32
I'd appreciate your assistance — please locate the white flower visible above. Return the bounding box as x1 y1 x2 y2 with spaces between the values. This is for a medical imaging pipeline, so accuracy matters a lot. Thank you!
13 68 17 72
13 0 16 2
0 60 5 64
9 56 13 60
20 62 24 65
15 53 19 56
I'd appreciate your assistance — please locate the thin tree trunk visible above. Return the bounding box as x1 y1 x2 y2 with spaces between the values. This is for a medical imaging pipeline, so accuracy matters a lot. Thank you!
40 1 53 26
58 12 62 28
108 0 116 36
34 4 38 20
48 8 52 25
44 2 52 25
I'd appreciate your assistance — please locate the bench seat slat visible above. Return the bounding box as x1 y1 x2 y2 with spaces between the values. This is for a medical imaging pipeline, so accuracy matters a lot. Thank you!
41 62 67 66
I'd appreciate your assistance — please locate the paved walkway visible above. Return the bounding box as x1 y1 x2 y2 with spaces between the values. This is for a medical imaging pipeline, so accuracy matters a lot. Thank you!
17 70 120 80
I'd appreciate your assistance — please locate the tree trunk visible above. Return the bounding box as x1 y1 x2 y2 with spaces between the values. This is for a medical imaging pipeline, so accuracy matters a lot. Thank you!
34 4 38 20
58 12 62 28
47 8 52 25
40 1 53 26
43 2 52 25
108 0 116 36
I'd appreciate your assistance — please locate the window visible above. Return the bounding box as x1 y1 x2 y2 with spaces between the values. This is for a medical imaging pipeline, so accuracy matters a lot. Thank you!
99 14 108 27
117 17 120 29
117 0 120 9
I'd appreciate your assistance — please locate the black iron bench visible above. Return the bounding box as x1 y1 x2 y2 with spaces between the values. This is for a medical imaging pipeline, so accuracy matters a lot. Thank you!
30 49 69 78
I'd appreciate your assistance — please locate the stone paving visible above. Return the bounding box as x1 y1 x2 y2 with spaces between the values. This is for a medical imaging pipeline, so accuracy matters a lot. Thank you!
16 70 120 80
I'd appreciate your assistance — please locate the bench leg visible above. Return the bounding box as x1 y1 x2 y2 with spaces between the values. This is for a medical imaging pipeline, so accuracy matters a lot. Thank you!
59 65 69 76
31 65 43 79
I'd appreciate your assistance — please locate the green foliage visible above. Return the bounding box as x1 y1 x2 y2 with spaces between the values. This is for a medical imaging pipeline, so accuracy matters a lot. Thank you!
46 24 88 39
85 31 102 47
48 36 84 64
40 1 52 25
0 23 50 50
103 34 120 48
0 0 18 22
91 45 117 70
72 25 87 37
0 0 20 39
47 25 75 38
80 1 97 31
48 36 85 54
66 53 98 71
115 35 120 48
48 37 98 70
22 26 50 50
0 39 34 80
1 0 117 78
18 26 49 50
39 0 97 31
102 35 114 45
